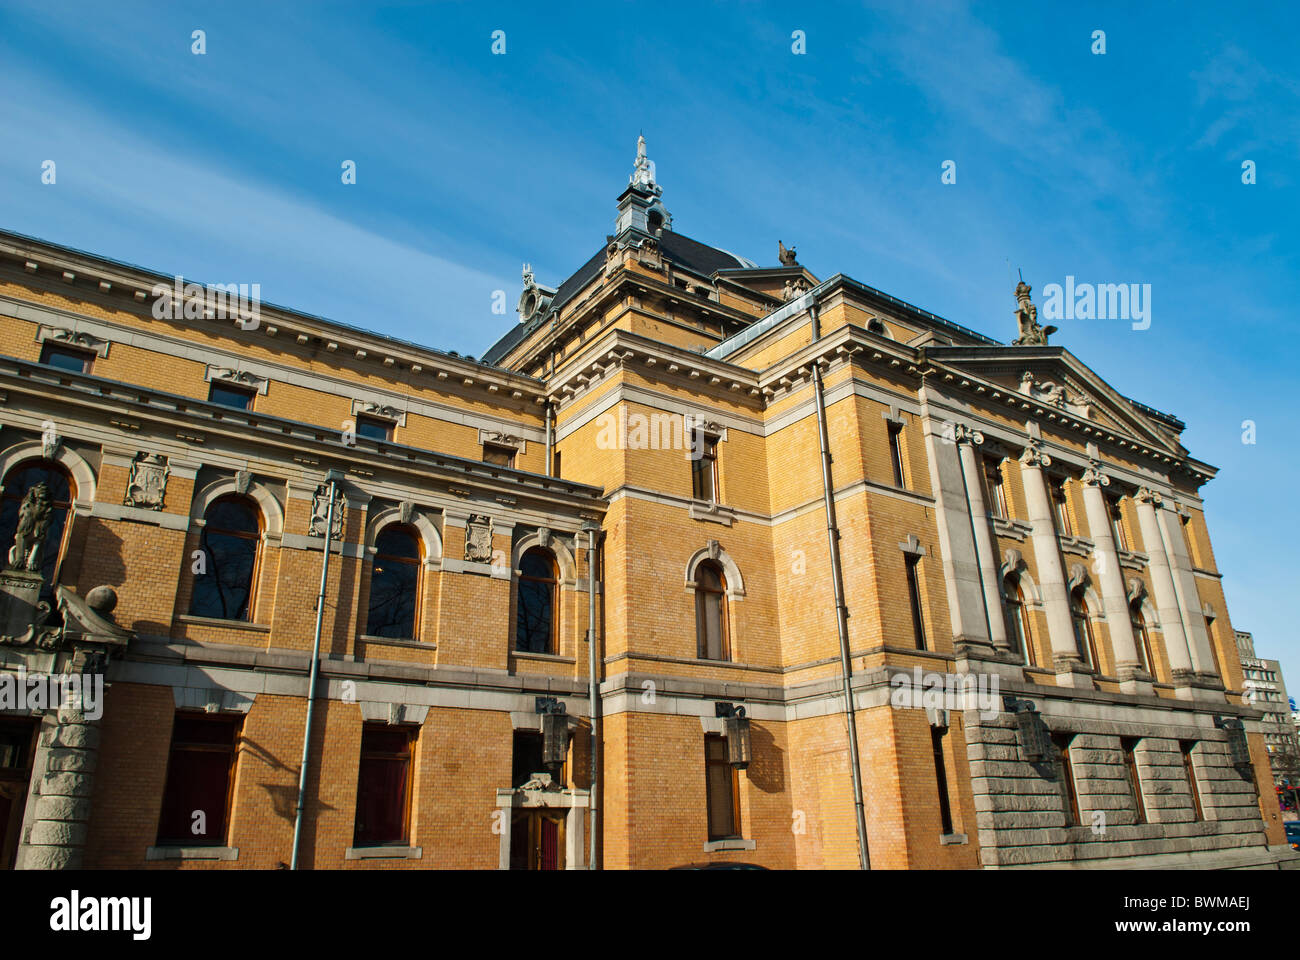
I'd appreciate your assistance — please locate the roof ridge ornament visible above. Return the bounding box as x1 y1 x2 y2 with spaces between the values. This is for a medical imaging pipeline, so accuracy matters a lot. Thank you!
1011 276 1058 346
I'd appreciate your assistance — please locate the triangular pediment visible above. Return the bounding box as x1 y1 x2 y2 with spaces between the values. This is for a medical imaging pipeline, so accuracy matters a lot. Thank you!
926 346 1187 456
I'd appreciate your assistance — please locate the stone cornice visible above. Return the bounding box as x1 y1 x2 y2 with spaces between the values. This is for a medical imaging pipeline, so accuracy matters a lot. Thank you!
547 327 764 410
0 353 605 519
0 233 545 406
494 264 764 372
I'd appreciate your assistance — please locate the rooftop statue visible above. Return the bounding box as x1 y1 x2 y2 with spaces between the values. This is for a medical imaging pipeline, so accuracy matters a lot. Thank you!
630 134 659 193
1011 278 1057 346
778 240 798 266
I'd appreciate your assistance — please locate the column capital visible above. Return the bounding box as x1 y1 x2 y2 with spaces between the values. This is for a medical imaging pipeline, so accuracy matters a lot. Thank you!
1080 460 1111 488
1018 440 1051 469
1134 486 1163 506
952 423 984 446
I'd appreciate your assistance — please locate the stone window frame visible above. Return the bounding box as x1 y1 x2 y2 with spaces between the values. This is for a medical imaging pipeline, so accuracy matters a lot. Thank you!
509 529 578 660
1067 563 1107 672
353 399 409 430
203 365 269 396
359 509 440 644
1000 550 1045 667
687 420 728 506
0 439 97 512
684 540 746 663
881 408 908 489
35 324 111 358
183 474 283 627
1126 582 1161 679
898 534 928 651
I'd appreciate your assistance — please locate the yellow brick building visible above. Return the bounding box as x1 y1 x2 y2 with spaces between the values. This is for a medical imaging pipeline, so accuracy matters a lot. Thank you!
0 139 1292 869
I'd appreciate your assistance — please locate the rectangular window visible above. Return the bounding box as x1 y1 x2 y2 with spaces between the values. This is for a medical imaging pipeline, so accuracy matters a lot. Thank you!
1122 737 1146 824
483 443 516 468
157 713 241 846
691 432 719 502
39 343 94 373
905 554 926 651
1108 496 1129 551
1053 733 1082 827
704 735 740 841
887 421 906 487
932 726 954 835
353 724 415 847
355 415 393 442
552 450 561 478
1181 741 1204 821
1051 479 1073 536
208 382 255 411
983 458 1008 518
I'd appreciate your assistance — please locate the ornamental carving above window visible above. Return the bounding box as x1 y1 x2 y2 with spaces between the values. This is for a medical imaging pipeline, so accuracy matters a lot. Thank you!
123 452 169 510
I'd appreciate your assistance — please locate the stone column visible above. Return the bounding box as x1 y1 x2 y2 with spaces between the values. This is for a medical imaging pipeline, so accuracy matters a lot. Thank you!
16 647 105 870
1017 440 1089 686
1157 501 1220 683
953 426 1010 653
1078 462 1148 694
14 586 129 870
919 408 992 655
18 701 99 869
1133 488 1197 695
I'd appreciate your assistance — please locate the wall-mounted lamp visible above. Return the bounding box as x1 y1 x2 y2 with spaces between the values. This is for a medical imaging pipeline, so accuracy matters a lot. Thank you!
535 696 569 769
716 702 752 769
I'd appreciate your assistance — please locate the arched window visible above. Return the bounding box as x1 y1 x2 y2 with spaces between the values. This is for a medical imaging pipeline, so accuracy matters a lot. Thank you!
366 525 421 639
695 561 729 661
190 496 261 622
516 548 557 654
1131 603 1156 678
1004 575 1036 667
0 460 75 597
1071 589 1100 671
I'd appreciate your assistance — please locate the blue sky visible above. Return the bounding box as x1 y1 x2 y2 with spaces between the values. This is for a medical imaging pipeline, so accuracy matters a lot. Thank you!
2 1 1297 686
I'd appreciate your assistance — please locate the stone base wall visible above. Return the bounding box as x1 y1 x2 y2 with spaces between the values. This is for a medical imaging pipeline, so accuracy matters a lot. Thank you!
967 702 1277 868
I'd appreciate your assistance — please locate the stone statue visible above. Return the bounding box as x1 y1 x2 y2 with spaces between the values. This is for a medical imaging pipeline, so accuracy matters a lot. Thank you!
8 482 54 572
1011 279 1057 346
630 134 656 191
778 241 798 266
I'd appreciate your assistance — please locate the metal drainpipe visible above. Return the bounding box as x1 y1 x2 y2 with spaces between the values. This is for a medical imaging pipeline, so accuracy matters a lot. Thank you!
290 470 341 870
584 523 601 869
809 300 871 870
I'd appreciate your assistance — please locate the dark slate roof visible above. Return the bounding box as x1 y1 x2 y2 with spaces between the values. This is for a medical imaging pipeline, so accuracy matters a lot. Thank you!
482 230 754 366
